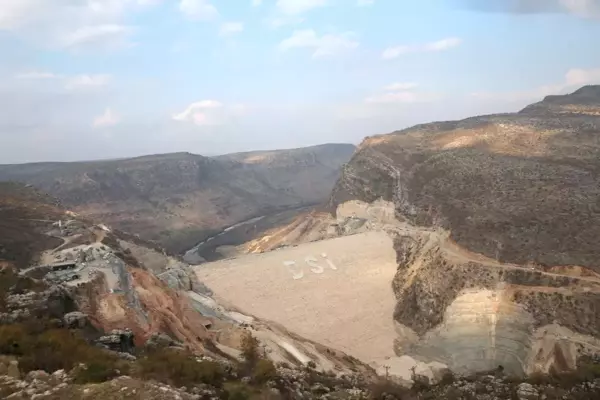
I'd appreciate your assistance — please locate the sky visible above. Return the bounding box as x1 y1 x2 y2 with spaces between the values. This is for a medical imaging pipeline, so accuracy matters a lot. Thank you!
1 0 600 163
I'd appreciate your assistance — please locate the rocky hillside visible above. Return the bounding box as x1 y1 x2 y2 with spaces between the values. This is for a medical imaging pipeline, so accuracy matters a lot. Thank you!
330 86 600 268
323 86 600 377
0 143 355 254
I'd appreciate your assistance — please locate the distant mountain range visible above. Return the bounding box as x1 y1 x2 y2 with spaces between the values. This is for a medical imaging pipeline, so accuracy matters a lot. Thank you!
0 143 356 254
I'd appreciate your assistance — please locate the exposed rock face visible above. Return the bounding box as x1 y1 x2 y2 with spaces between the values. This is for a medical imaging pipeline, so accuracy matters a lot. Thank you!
0 284 76 325
323 86 600 376
96 329 136 353
0 144 355 254
63 311 88 329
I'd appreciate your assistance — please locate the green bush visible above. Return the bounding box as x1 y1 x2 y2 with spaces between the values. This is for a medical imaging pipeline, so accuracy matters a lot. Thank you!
73 361 121 384
240 332 261 366
224 383 281 400
0 324 30 355
18 329 119 376
0 324 120 381
369 378 415 400
138 348 224 387
225 382 255 400
252 359 277 384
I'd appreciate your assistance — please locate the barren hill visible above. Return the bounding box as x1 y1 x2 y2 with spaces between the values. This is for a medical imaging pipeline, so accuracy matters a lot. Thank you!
0 143 355 254
330 85 600 269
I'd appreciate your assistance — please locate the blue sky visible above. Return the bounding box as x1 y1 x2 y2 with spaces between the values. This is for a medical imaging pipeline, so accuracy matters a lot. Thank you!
1 0 600 163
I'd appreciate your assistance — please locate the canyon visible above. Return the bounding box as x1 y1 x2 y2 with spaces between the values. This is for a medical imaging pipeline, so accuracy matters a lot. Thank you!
3 86 600 388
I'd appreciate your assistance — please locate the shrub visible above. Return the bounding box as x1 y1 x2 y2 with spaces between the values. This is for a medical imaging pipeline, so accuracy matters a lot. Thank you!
225 382 255 400
252 359 277 384
73 360 121 384
224 383 281 400
17 329 119 377
437 370 455 386
138 348 224 387
0 324 30 355
369 378 415 400
240 332 261 366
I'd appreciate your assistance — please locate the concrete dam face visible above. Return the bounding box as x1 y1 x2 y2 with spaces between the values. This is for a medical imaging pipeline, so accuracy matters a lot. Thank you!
194 231 400 364
401 289 533 376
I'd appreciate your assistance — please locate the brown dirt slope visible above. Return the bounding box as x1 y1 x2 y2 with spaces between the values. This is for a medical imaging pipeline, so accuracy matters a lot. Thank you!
0 182 64 269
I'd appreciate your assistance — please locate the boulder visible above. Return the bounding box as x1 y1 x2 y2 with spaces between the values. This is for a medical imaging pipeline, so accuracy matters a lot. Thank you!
7 360 20 379
517 382 538 400
145 333 181 350
63 311 88 329
96 329 135 354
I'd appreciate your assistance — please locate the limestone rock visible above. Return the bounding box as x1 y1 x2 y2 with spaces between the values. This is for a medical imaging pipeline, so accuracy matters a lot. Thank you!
96 329 135 354
145 332 182 350
7 361 20 379
63 311 88 329
516 382 538 400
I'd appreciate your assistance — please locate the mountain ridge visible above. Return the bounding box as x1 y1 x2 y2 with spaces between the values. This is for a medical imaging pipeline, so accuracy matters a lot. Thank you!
0 143 356 254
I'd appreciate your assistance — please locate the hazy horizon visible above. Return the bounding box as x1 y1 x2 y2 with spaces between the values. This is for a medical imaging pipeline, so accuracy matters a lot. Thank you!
2 0 600 163
0 141 358 165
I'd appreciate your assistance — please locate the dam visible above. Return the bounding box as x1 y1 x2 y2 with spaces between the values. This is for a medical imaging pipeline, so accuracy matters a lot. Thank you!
194 231 399 364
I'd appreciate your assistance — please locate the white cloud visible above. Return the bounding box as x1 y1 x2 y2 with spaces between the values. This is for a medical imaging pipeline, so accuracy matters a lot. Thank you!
265 16 305 28
93 108 119 128
365 92 422 104
0 0 156 49
471 67 600 102
365 83 439 104
179 0 219 20
14 70 112 91
381 46 412 60
382 37 462 60
565 67 600 86
172 100 224 125
357 0 375 6
279 29 359 57
384 82 418 91
559 0 600 16
60 24 134 49
424 37 462 51
15 71 61 80
65 74 112 90
219 22 244 36
463 0 600 17
276 0 328 15
252 0 263 6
